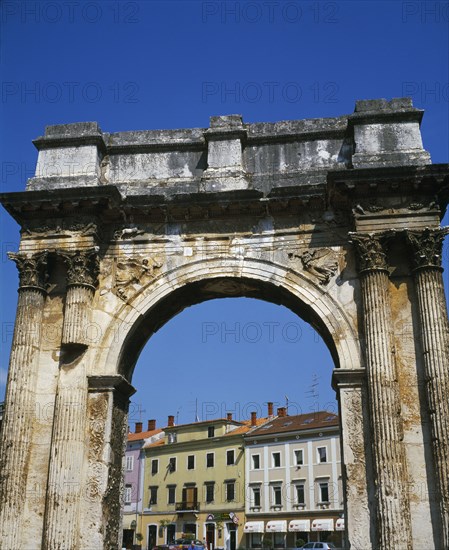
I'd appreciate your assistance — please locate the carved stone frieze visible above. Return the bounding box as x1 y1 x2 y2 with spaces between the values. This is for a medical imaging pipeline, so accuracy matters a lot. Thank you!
349 232 393 273
288 248 339 285
114 226 146 240
22 221 97 237
353 204 384 216
405 227 449 271
60 248 100 289
8 251 48 290
114 254 163 300
352 200 439 215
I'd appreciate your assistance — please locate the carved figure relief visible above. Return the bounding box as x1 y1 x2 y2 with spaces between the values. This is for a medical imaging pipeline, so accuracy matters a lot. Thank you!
288 248 339 285
114 255 163 300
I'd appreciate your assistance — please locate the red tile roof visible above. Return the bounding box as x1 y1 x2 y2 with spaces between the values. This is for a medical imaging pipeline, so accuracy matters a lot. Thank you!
127 428 163 442
226 417 271 435
144 438 165 448
244 411 339 437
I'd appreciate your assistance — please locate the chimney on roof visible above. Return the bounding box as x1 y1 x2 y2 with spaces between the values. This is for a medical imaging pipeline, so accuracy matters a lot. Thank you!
227 413 233 421
135 422 142 433
277 407 287 418
148 419 156 431
168 415 175 427
267 402 273 417
251 411 257 426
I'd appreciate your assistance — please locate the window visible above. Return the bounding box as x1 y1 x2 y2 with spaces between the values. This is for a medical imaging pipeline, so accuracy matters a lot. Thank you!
252 486 261 507
187 455 195 470
208 426 215 438
225 481 235 501
205 483 215 503
319 482 329 503
251 533 262 548
294 449 303 466
273 533 284 548
126 455 134 471
252 454 260 469
149 486 158 505
317 447 327 463
168 457 176 472
124 484 132 504
227 449 235 465
206 452 214 467
168 432 177 443
272 485 282 506
151 459 158 475
295 483 305 505
168 486 176 505
272 452 281 468
182 486 198 509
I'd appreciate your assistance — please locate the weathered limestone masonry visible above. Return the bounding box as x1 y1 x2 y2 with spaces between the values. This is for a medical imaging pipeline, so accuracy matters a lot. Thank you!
0 97 448 549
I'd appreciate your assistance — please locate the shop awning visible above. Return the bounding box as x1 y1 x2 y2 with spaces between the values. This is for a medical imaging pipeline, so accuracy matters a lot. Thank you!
288 520 311 532
311 519 334 531
266 520 287 533
244 521 264 533
336 518 345 531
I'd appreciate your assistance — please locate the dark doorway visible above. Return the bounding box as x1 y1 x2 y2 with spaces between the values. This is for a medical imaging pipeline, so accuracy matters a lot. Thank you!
167 524 176 544
228 523 236 550
148 525 157 550
122 528 134 550
206 523 215 550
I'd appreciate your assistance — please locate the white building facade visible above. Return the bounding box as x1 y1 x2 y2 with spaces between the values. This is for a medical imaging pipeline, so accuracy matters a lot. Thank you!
243 410 344 548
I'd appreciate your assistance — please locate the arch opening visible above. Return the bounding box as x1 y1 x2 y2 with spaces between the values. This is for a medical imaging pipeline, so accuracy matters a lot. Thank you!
117 276 343 383
120 278 347 550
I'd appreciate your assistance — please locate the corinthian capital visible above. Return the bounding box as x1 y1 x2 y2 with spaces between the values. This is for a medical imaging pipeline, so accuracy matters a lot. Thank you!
8 251 48 291
61 248 99 289
349 232 393 274
405 227 449 271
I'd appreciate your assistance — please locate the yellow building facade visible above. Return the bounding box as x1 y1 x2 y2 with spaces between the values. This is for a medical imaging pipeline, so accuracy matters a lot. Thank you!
141 416 250 550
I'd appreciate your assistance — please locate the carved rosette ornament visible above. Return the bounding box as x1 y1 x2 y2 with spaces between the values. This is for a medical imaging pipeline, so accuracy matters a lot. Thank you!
350 232 413 549
406 227 449 547
60 248 99 346
0 251 49 549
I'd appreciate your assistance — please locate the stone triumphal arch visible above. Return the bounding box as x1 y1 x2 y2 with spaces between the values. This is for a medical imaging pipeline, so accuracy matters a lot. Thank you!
1 98 449 549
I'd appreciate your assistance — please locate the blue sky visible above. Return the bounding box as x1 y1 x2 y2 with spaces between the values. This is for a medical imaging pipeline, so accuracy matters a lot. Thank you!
1 0 448 426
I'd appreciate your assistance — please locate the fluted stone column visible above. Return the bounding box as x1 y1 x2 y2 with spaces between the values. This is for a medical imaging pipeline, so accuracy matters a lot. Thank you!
0 251 48 550
43 249 99 550
406 228 449 547
61 248 99 346
351 233 412 550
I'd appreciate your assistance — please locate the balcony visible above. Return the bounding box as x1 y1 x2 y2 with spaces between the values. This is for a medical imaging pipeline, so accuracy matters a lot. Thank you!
175 501 200 512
